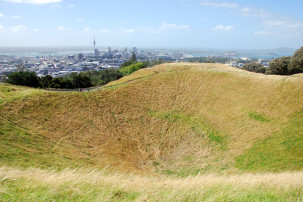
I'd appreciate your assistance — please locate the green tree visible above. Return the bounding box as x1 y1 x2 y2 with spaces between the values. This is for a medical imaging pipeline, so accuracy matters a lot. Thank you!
289 47 303 74
80 69 123 86
119 62 145 76
7 71 40 87
242 63 265 73
266 56 290 75
120 52 138 68
71 73 92 88
256 67 267 74
120 60 136 68
49 77 65 88
40 75 53 88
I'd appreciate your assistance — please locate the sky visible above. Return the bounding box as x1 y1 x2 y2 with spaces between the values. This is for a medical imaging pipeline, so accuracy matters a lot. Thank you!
0 0 303 49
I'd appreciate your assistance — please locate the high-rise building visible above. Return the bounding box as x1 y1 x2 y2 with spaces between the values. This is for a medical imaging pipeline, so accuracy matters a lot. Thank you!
132 47 137 54
78 53 84 60
108 47 111 53
94 49 99 56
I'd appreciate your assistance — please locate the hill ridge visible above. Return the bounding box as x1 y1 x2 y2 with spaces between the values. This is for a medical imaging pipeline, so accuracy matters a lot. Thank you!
0 63 303 174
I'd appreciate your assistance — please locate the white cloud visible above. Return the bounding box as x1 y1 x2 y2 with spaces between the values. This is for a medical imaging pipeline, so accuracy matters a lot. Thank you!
200 1 238 8
33 28 39 32
82 27 91 32
57 26 71 31
122 28 135 34
142 22 190 33
4 0 61 4
159 22 190 31
237 5 303 34
213 25 234 32
99 29 110 33
10 25 27 32
12 15 22 19
0 25 3 29
240 7 270 18
77 18 84 22
0 13 4 17
68 4 75 7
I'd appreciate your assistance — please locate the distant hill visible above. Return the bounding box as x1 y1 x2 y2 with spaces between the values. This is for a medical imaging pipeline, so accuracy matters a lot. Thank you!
1 63 303 174
261 47 296 55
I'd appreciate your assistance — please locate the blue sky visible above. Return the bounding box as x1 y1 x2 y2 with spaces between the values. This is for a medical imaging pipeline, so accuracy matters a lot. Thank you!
0 0 303 49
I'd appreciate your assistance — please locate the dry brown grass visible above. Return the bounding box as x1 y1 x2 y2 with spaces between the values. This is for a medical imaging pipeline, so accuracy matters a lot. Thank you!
1 166 302 189
1 63 303 174
1 166 303 201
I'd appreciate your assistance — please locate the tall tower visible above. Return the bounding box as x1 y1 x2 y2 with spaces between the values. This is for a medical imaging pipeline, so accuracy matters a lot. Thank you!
93 36 98 56
93 36 96 51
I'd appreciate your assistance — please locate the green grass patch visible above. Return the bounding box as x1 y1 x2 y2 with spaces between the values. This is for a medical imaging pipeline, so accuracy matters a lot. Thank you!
150 110 227 146
249 111 270 122
149 110 191 122
236 111 303 172
208 130 225 144
191 123 226 147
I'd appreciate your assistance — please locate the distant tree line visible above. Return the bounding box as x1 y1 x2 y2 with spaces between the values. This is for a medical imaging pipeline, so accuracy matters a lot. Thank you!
5 69 123 89
6 71 41 87
243 47 303 75
266 46 303 75
80 69 123 86
242 63 266 74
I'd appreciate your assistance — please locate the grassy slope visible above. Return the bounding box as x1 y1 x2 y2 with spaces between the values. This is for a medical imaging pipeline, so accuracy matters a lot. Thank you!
0 63 303 175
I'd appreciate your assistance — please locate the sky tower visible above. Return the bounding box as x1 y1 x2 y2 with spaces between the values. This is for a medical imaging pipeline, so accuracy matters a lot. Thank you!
93 36 98 56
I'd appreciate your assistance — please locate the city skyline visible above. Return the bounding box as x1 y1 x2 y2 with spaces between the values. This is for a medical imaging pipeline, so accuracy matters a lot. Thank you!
0 0 303 49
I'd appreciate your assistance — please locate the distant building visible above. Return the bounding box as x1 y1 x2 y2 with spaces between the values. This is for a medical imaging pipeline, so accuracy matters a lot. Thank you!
94 49 100 56
78 53 84 60
174 53 184 59
237 63 244 68
132 47 137 54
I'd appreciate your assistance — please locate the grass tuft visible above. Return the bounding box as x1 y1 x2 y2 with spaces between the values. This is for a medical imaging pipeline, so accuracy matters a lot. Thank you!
249 111 270 122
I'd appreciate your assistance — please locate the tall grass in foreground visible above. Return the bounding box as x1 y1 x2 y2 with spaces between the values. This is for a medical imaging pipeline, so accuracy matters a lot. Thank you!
1 166 302 201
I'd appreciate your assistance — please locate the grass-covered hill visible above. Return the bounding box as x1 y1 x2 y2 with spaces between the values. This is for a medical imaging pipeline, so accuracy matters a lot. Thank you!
1 63 303 174
1 63 303 200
